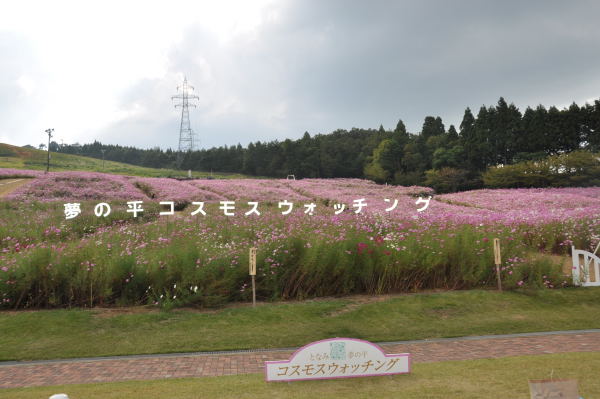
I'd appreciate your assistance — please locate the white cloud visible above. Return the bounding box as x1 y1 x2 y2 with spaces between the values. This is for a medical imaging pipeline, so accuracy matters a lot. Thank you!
16 75 35 96
0 0 599 149
0 0 277 146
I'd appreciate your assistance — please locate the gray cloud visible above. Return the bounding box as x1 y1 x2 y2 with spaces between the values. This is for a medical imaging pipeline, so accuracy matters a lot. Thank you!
3 0 600 149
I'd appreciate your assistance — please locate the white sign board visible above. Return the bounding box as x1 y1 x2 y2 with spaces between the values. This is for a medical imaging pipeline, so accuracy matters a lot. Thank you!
265 338 410 382
572 246 600 287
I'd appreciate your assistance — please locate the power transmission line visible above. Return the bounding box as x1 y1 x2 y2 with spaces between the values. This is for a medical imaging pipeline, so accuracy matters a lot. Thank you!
171 77 199 169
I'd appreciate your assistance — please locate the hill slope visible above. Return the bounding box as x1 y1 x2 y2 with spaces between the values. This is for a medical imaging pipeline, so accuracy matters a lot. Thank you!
0 143 246 178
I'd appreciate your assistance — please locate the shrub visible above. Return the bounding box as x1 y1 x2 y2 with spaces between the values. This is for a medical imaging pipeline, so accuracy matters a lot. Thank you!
424 167 481 193
484 151 600 188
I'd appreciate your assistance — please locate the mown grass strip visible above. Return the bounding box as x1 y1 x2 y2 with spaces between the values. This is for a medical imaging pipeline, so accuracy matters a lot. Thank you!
1 352 598 399
1 288 599 361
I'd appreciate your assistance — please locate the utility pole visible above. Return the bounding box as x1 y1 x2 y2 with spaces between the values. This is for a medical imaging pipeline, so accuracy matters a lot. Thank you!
101 149 106 171
45 128 54 173
171 77 199 169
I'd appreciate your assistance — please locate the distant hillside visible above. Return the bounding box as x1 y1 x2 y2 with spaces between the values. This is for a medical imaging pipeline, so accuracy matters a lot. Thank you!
0 143 246 178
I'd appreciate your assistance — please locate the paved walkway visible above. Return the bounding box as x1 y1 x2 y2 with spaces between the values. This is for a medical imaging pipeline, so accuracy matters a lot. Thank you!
1 329 599 389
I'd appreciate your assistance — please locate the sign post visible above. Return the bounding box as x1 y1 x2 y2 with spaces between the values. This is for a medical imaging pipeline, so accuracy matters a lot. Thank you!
265 338 411 382
493 238 502 292
529 379 579 399
249 247 257 307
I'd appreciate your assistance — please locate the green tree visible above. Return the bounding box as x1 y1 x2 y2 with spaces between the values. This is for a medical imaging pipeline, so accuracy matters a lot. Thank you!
447 125 458 142
587 100 600 151
459 107 478 169
421 116 445 139
491 97 522 164
474 106 494 169
432 145 465 169
363 139 402 182
425 167 471 193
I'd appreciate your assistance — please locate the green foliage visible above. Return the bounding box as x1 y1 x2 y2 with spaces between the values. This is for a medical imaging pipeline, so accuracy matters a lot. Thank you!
421 116 445 138
424 168 477 193
363 139 403 182
400 141 424 173
502 256 563 289
393 170 424 186
394 119 408 136
0 143 246 179
363 161 387 183
4 96 600 190
432 145 464 169
483 150 600 188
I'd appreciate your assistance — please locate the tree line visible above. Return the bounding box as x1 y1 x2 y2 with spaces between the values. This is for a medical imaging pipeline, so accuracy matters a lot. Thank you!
53 97 600 191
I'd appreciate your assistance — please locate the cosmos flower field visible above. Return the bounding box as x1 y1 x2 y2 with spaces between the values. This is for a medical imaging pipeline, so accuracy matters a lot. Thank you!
1 168 599 309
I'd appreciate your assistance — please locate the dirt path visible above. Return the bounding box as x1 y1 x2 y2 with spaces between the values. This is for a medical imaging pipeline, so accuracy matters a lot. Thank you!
1 329 599 388
0 178 31 198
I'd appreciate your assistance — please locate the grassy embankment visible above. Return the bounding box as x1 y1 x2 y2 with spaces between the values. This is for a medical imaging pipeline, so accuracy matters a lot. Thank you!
1 288 599 361
0 142 246 178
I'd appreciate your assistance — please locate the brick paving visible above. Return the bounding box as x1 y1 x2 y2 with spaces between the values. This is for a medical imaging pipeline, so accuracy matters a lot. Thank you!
1 330 599 388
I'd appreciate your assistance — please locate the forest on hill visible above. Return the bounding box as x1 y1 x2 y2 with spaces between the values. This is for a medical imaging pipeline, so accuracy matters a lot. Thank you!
50 97 600 192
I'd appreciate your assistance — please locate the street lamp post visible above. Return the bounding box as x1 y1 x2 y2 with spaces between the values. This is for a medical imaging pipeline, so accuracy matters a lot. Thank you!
45 128 54 173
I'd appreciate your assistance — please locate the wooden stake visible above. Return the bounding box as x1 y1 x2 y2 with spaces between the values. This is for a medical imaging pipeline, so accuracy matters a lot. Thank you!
251 275 256 308
249 247 257 307
493 238 502 292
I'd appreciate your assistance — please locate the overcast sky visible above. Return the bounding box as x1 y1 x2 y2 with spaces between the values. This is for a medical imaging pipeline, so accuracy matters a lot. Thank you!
1 0 600 150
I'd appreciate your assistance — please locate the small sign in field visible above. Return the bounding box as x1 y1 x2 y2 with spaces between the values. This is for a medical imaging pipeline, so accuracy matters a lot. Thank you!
249 247 257 307
265 338 410 382
249 247 257 276
493 238 503 291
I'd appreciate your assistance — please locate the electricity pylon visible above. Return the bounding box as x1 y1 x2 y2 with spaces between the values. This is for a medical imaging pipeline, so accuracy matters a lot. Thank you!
171 77 199 169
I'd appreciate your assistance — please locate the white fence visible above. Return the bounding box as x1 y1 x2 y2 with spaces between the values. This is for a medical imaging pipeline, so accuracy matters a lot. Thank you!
572 246 600 287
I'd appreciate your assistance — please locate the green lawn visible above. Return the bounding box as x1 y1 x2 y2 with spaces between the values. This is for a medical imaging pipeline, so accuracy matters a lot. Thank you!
1 288 599 361
1 352 598 399
0 143 246 178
